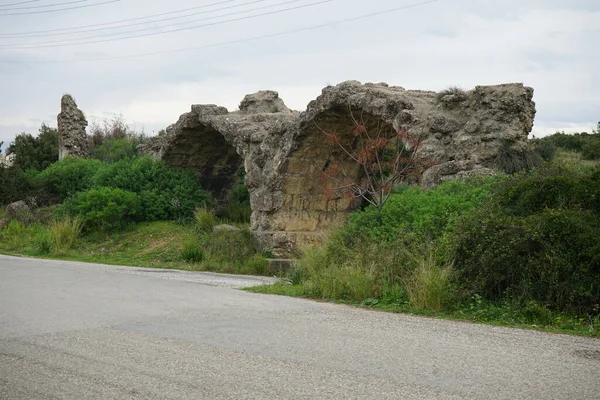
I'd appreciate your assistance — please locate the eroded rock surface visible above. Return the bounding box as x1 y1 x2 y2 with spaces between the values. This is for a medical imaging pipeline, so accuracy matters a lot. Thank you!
140 81 536 256
57 94 89 160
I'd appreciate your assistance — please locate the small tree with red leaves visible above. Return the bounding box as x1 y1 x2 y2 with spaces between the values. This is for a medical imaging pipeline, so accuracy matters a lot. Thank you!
318 110 430 214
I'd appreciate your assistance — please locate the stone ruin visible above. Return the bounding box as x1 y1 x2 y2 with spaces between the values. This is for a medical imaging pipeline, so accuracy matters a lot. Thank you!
57 94 89 160
58 81 536 256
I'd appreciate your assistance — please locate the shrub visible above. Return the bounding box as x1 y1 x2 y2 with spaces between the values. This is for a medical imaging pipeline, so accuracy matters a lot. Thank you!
493 142 543 174
491 166 600 216
34 228 52 255
36 158 104 202
452 205 600 314
530 140 555 161
0 167 33 206
62 187 140 230
216 182 252 223
201 227 261 264
91 138 142 163
94 157 207 221
582 137 600 160
194 207 215 233
403 246 455 311
435 86 467 105
344 177 495 243
240 254 270 276
181 237 203 262
48 217 83 253
6 124 58 172
1 219 27 249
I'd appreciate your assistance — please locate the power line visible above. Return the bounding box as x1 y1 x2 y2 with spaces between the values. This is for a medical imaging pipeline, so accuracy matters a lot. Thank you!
0 0 238 35
1 0 306 45
0 0 332 48
2 0 273 39
0 0 42 8
0 0 443 64
0 0 91 11
0 0 119 15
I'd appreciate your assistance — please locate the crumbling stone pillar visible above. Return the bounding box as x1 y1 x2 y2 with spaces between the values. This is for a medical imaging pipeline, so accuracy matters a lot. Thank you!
57 94 89 160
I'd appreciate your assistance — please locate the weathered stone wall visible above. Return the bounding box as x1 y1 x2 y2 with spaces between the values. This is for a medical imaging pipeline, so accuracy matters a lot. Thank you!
140 81 536 256
57 94 89 160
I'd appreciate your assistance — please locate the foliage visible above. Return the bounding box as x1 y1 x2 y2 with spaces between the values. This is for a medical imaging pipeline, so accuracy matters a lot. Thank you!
581 136 600 160
87 116 148 163
216 175 251 223
318 109 430 212
193 207 215 233
6 124 58 171
62 187 140 231
94 157 208 221
36 157 104 202
180 237 204 262
0 166 33 206
529 140 555 162
493 142 543 174
435 86 466 104
402 246 455 311
344 177 495 243
91 138 141 163
536 127 600 161
451 167 600 314
200 227 261 265
48 217 83 254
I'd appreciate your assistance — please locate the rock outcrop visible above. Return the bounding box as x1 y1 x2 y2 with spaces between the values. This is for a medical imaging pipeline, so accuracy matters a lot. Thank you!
57 94 88 160
139 81 536 256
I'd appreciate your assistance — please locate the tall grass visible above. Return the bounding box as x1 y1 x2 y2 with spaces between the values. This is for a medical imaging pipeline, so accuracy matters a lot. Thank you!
48 217 83 254
402 246 455 311
194 207 215 233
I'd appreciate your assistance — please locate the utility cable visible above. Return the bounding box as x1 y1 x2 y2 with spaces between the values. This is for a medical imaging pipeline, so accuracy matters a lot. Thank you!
1 0 305 43
0 0 119 15
0 0 91 11
0 0 443 63
0 0 42 8
0 0 239 35
0 0 331 48
2 0 274 39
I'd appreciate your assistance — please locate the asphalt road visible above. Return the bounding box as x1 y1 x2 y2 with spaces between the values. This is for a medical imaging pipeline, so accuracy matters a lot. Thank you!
1 255 599 399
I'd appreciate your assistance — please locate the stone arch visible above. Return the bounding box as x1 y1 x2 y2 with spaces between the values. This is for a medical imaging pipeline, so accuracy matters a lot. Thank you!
159 114 243 204
267 106 396 252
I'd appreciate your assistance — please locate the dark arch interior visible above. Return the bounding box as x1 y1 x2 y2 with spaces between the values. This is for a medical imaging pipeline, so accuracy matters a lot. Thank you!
162 123 243 204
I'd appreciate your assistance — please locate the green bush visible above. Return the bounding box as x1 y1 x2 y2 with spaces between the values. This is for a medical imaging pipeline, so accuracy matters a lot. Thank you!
94 157 208 221
491 166 600 215
34 228 52 255
582 137 600 160
194 208 215 233
201 227 261 264
450 168 600 314
62 187 140 230
403 246 455 311
345 177 495 243
181 237 204 262
48 217 83 253
216 181 251 223
493 143 543 174
452 206 600 314
6 124 58 172
36 158 104 202
0 167 33 206
91 138 142 163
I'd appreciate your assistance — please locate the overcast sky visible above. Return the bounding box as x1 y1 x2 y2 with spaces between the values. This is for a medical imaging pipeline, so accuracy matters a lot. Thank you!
0 0 598 152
